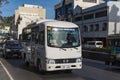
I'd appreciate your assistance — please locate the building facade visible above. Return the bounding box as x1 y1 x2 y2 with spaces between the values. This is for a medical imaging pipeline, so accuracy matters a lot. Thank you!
74 1 120 47
13 4 46 39
106 0 120 2
55 0 104 21
0 26 10 34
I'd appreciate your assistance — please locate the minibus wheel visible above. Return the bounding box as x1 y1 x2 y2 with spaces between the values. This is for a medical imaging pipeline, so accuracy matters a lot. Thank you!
37 59 45 74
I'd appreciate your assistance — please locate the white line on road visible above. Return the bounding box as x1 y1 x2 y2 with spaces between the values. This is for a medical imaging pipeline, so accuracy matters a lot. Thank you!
0 60 14 80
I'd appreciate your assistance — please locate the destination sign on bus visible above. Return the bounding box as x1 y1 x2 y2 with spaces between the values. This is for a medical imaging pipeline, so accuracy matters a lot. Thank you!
48 27 76 31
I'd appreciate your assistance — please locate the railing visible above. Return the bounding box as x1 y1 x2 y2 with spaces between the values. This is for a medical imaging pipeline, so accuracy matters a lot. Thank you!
82 50 109 61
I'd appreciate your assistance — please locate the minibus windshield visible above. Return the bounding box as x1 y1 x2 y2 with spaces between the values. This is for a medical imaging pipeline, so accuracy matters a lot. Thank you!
47 27 80 48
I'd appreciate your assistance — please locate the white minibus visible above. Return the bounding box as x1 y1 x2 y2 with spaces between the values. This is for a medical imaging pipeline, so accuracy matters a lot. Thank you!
22 20 82 73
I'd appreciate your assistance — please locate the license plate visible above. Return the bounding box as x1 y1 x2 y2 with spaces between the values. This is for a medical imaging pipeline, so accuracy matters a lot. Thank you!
63 65 70 69
13 54 18 56
14 49 19 52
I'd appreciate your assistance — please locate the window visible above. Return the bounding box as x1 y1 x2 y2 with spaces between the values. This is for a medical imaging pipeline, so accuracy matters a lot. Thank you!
95 10 107 18
39 31 45 45
47 27 80 48
84 14 94 20
102 23 108 31
22 28 31 41
83 0 97 3
67 3 72 14
31 26 39 42
32 31 35 42
83 25 88 32
56 8 61 19
89 24 94 32
88 42 95 45
75 16 82 21
94 24 99 31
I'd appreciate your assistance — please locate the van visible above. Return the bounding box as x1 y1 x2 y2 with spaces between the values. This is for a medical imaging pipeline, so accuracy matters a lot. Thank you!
86 41 103 48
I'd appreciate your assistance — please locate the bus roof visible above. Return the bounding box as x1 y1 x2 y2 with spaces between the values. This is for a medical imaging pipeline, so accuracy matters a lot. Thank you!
27 19 78 28
43 21 78 28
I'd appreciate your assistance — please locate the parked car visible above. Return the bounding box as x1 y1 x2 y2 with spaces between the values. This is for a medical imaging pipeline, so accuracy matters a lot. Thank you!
2 40 23 58
84 41 103 48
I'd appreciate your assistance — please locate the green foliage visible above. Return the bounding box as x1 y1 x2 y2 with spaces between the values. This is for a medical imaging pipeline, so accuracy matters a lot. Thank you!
1 16 13 24
0 23 10 26
0 16 13 29
0 0 10 27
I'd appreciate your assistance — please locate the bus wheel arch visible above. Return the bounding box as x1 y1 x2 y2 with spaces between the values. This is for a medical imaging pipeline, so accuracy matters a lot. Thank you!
36 58 46 74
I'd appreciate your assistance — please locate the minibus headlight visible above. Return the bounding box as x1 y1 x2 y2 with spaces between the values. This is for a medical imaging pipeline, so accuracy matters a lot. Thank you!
46 58 55 64
76 58 82 63
27 47 31 51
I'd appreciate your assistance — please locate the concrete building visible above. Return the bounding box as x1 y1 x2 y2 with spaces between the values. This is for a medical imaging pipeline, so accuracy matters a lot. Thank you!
74 1 120 47
13 4 46 39
0 26 10 34
55 0 104 21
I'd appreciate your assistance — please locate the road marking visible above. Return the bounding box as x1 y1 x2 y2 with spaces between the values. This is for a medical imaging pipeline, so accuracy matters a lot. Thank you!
0 60 14 80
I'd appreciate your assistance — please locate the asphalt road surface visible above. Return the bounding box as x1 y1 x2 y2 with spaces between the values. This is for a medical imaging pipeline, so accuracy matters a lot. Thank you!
0 52 120 80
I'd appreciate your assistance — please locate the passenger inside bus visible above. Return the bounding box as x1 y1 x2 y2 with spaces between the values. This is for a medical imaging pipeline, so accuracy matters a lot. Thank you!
63 33 76 47
67 33 73 44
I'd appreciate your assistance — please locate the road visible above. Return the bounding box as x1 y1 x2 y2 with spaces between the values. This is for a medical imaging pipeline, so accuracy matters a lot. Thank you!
0 52 120 80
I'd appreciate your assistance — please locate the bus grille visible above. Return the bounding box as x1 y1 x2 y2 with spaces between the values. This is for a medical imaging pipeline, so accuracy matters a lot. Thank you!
55 58 76 64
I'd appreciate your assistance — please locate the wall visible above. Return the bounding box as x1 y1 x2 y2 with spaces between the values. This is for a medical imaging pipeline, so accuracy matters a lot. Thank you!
108 1 120 35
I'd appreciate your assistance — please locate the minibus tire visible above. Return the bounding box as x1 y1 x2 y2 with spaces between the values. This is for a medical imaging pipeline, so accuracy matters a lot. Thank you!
37 59 46 74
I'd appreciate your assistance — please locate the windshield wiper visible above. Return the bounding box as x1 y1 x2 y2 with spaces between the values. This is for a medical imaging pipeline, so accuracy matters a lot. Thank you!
73 47 78 50
60 48 66 51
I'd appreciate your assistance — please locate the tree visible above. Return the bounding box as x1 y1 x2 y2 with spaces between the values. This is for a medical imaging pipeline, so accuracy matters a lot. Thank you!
0 0 9 23
3 16 13 24
0 0 9 13
0 16 13 27
0 0 9 7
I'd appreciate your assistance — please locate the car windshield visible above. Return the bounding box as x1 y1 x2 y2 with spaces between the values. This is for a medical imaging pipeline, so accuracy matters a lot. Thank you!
96 43 102 45
47 27 80 48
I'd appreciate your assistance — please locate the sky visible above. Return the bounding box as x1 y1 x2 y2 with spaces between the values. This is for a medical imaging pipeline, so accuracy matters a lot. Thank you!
0 0 112 19
0 0 61 19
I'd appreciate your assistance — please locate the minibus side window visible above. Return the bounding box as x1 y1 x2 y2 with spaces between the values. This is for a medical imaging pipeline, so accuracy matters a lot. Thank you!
39 31 45 45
